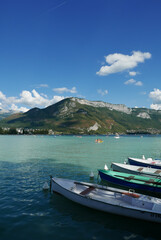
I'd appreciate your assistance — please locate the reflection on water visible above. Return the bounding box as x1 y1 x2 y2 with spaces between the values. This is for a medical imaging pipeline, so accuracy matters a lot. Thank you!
50 191 160 240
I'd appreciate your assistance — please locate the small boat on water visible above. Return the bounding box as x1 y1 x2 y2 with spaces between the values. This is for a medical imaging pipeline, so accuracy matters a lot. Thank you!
51 177 161 223
95 138 103 143
128 157 161 169
111 162 161 178
114 133 120 139
98 169 161 196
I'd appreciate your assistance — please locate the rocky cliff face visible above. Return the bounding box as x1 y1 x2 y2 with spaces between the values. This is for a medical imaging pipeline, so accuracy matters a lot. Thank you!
137 112 151 119
72 98 132 114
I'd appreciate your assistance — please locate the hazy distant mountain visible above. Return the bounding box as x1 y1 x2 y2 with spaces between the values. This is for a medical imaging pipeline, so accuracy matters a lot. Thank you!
1 97 161 134
0 110 20 120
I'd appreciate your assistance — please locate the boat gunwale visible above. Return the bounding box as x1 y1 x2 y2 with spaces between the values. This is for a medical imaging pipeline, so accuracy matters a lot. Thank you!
51 177 160 214
99 169 161 187
98 170 161 198
111 162 161 178
128 157 161 165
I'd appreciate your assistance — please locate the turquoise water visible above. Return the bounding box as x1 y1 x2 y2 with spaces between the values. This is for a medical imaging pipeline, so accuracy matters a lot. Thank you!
0 135 161 240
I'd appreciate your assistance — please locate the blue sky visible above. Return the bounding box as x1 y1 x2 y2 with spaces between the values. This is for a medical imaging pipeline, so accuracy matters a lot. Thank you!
0 0 161 112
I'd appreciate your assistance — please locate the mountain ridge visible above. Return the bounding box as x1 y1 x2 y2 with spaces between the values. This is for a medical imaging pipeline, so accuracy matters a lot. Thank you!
0 97 161 134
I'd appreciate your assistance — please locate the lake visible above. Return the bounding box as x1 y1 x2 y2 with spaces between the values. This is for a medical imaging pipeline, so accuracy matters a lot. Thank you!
0 135 161 240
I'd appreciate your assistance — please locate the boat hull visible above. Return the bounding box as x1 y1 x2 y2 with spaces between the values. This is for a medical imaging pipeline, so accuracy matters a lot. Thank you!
52 178 161 223
98 170 161 195
128 157 161 169
111 162 161 178
111 163 141 175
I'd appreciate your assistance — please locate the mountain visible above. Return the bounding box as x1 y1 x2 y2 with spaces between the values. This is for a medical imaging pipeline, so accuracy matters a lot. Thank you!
0 110 20 120
1 97 161 134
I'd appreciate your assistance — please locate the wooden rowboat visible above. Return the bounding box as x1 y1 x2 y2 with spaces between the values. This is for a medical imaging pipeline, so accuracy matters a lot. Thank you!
51 177 161 223
111 162 161 178
128 157 161 169
98 169 161 196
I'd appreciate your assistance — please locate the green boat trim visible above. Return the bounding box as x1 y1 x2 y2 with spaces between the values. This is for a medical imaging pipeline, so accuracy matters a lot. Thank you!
98 169 161 187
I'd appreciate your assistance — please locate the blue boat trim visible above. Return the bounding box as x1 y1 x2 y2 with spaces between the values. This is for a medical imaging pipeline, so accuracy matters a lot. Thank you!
128 158 161 169
98 170 161 194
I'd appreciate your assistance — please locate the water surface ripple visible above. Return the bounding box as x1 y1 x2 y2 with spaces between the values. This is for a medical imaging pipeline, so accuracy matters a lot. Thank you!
0 135 161 240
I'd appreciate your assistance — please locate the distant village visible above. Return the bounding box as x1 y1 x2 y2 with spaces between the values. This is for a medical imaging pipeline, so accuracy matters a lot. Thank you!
0 126 160 135
0 127 55 135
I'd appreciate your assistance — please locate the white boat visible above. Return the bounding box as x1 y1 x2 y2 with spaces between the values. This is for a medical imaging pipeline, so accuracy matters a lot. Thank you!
114 133 120 139
51 177 161 223
129 155 161 161
128 157 161 169
111 162 161 178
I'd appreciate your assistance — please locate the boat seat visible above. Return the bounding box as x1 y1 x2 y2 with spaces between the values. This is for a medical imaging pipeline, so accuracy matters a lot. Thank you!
154 170 161 174
145 179 155 184
115 174 135 181
137 167 143 172
124 176 135 181
123 192 140 198
80 186 95 195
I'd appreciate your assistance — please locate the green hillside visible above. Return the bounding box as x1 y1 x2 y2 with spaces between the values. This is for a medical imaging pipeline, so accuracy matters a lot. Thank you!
0 97 161 134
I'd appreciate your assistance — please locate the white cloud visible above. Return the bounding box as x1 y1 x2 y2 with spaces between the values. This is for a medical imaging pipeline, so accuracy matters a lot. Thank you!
0 92 17 107
97 51 151 76
124 79 136 85
149 89 161 103
135 81 143 86
97 89 108 96
41 93 48 98
0 91 6 100
149 88 161 110
51 95 65 103
17 89 48 107
17 89 65 108
129 71 137 76
38 84 49 88
150 104 161 110
53 87 77 94
0 89 65 112
124 79 143 86
10 104 29 113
